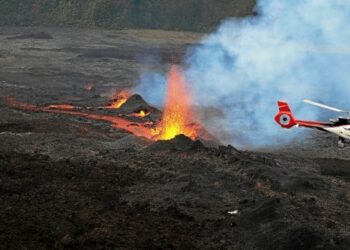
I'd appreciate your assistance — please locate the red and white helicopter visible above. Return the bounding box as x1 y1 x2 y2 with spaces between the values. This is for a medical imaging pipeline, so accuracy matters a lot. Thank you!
275 99 350 147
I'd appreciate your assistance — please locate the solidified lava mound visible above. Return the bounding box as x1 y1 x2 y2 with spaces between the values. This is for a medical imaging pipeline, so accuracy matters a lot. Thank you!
146 134 204 151
119 94 160 118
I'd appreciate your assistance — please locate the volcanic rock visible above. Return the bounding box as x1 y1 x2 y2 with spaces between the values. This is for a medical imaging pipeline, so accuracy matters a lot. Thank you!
218 144 240 155
60 234 76 247
317 158 350 180
103 134 151 150
146 134 205 152
6 31 53 40
77 46 185 64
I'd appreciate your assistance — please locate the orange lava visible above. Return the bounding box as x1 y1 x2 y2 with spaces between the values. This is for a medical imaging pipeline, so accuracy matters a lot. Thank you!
48 104 75 110
155 65 197 140
132 110 150 118
109 91 130 109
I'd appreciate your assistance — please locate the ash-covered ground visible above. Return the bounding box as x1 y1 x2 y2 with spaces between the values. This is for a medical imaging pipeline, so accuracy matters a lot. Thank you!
1 27 350 250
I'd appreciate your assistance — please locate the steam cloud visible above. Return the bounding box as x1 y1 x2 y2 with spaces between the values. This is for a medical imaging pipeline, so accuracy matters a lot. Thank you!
137 0 350 148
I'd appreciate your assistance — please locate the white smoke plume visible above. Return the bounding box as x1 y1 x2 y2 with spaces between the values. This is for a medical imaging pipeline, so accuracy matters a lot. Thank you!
137 0 350 148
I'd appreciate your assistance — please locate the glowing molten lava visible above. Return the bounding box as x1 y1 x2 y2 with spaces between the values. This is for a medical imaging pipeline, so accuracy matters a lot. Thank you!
109 91 130 109
156 66 197 140
132 110 150 118
48 104 75 110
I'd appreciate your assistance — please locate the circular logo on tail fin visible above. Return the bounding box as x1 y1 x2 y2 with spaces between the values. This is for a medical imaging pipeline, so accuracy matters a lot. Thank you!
279 114 291 126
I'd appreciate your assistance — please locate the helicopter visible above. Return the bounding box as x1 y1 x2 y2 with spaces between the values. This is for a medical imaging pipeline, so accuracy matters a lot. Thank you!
275 99 350 147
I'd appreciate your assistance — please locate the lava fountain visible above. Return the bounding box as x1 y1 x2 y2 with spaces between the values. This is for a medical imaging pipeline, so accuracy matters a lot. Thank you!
155 65 197 140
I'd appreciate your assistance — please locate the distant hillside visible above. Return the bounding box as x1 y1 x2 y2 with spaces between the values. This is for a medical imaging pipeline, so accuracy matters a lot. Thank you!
0 0 256 32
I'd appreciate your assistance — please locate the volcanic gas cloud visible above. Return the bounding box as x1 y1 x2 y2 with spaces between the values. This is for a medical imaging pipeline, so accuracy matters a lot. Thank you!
2 65 209 142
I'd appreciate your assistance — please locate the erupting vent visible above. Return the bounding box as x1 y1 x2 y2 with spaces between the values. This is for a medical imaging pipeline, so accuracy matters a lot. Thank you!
155 65 197 140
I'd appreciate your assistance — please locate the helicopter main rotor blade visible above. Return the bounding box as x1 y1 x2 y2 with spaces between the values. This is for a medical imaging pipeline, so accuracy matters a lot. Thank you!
303 99 350 114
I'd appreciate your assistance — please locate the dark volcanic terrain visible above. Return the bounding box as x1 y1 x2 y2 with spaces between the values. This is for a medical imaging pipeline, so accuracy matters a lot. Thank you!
0 0 256 32
0 28 350 250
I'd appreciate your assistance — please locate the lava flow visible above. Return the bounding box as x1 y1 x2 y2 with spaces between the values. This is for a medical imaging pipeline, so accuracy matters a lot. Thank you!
108 91 130 109
1 96 157 139
48 104 75 110
1 65 207 141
